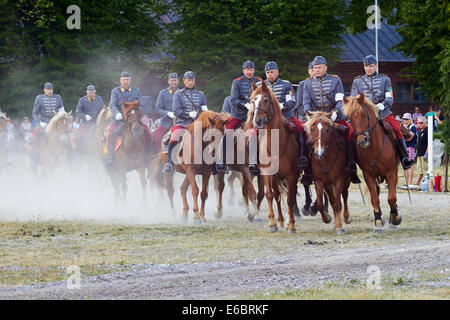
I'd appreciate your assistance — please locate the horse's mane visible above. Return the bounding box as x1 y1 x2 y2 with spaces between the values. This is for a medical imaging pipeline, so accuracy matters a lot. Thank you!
304 111 333 137
343 94 379 118
46 111 70 134
187 110 230 132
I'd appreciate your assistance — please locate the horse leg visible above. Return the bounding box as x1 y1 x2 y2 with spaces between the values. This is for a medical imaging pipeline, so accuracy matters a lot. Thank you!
256 174 265 210
386 172 402 228
303 183 313 216
263 175 277 233
242 170 260 222
166 172 176 217
121 173 128 203
272 179 284 231
137 167 148 207
180 176 190 223
227 171 236 206
214 173 224 219
363 171 384 233
293 185 300 217
286 176 297 234
240 175 251 219
186 168 200 224
315 181 332 224
342 178 351 224
326 184 344 234
199 171 211 223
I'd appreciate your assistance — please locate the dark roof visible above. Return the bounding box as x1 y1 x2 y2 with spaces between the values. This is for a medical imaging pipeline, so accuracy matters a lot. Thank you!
339 20 415 63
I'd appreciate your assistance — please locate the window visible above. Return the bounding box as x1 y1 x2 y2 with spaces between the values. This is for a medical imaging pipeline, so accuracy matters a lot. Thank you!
396 82 427 103
413 84 427 102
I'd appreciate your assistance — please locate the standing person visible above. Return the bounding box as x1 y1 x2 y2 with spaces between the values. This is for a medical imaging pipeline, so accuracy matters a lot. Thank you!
433 107 444 131
351 54 413 170
153 73 179 153
162 71 208 174
31 82 65 168
412 106 422 126
75 85 104 125
215 60 261 173
415 117 428 186
304 56 360 183
402 113 417 186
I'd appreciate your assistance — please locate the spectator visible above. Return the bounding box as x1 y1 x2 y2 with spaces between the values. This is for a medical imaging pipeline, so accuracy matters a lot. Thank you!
424 105 435 117
402 113 417 186
412 106 422 125
434 107 444 130
20 116 33 142
415 116 428 186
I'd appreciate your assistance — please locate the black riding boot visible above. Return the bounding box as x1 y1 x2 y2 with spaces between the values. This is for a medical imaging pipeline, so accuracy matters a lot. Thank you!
346 140 361 184
162 142 176 174
398 137 414 170
297 131 308 169
215 134 227 173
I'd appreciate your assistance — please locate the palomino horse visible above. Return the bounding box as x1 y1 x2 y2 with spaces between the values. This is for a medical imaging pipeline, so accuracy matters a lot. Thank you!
305 111 351 234
149 111 230 223
343 93 402 233
0 116 8 174
33 111 72 176
250 81 299 234
102 101 148 203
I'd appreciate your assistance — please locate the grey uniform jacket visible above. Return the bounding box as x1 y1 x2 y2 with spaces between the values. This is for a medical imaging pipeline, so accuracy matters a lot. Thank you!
303 73 345 122
32 94 64 124
75 95 104 122
109 86 143 118
222 96 232 114
258 78 296 119
351 73 394 119
295 78 310 119
230 76 261 121
155 87 178 129
173 88 207 127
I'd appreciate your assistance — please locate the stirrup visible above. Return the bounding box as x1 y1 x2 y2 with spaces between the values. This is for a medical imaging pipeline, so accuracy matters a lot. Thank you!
162 162 173 174
298 156 308 168
215 163 227 173
248 164 259 174
401 158 413 170
345 161 357 173
350 172 361 184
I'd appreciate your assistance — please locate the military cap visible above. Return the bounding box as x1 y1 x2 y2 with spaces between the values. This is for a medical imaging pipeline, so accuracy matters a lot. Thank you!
312 56 327 66
168 72 179 79
264 61 278 71
120 71 131 78
242 60 255 69
183 71 195 79
363 55 377 66
308 61 314 69
44 82 53 89
86 85 96 91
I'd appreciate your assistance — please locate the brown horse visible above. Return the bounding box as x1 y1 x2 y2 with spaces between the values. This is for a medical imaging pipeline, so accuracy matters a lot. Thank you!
305 111 351 234
343 93 402 233
33 111 72 176
249 81 299 234
103 101 148 203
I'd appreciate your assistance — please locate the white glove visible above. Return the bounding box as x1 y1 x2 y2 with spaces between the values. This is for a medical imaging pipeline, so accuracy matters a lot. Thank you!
331 111 337 122
279 103 285 109
167 111 175 119
189 111 198 119
244 102 252 110
58 107 65 113
115 113 123 121
40 121 47 128
201 105 208 111
85 114 92 122
376 103 385 111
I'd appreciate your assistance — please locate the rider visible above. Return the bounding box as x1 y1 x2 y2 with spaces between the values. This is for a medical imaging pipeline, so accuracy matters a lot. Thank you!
221 96 232 114
31 82 65 167
215 60 261 174
296 62 314 121
162 71 208 174
75 85 104 126
303 56 361 184
153 72 179 153
105 71 151 167
351 55 414 169
255 61 307 170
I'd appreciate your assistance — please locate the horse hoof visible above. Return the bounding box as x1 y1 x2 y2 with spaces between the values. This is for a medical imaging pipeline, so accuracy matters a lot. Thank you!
336 228 346 235
374 227 384 234
193 218 201 225
344 216 352 224
201 218 207 224
288 229 296 235
322 214 332 224
268 225 278 233
310 205 318 216
388 224 398 231
180 215 188 224
302 206 310 216
294 206 300 217
389 214 402 226
253 217 264 223
246 213 255 223
214 208 223 219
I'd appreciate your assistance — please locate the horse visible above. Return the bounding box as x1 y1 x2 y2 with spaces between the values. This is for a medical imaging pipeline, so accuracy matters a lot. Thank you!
305 111 351 234
343 93 402 233
102 101 148 203
249 80 300 234
32 111 73 177
149 111 230 223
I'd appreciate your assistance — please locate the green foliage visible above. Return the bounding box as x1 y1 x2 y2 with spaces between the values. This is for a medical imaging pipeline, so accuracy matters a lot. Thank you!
160 0 348 110
0 0 167 117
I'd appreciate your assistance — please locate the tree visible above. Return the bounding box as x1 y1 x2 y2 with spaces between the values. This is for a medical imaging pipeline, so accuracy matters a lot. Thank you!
0 0 167 117
159 0 348 110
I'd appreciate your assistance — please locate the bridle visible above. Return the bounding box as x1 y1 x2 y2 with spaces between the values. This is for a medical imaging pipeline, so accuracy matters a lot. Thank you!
310 121 340 174
351 104 378 143
125 109 143 136
253 94 272 128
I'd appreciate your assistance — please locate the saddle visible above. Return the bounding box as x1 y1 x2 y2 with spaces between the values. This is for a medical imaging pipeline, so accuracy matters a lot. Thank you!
284 119 297 134
161 131 171 153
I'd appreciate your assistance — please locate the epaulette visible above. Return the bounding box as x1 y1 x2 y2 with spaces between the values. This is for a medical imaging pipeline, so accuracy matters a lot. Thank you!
380 74 388 77
234 76 242 81
255 77 262 81
354 75 362 79
330 74 341 78
199 90 204 94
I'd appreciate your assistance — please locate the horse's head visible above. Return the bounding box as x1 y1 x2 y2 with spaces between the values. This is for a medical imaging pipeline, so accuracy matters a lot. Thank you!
46 110 72 142
343 93 378 148
122 101 142 137
305 111 334 160
250 81 282 129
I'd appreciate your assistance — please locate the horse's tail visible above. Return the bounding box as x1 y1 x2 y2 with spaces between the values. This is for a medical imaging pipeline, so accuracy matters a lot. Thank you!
148 152 167 188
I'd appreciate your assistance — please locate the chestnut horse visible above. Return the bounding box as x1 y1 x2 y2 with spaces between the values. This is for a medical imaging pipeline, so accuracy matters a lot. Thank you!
343 94 402 233
250 81 299 234
103 101 148 203
305 111 351 234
